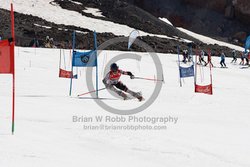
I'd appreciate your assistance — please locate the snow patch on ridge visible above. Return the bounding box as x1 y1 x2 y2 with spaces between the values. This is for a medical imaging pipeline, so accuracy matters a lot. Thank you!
83 7 105 17
178 27 244 51
159 17 173 26
34 23 52 29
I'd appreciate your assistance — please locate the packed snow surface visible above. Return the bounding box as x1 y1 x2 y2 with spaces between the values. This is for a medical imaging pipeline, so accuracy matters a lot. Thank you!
0 47 250 167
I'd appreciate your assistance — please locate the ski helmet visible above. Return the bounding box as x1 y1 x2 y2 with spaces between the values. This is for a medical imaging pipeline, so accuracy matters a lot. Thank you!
110 63 118 72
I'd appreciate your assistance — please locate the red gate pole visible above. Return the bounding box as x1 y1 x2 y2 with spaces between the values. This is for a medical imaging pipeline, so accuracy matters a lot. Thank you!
11 3 15 134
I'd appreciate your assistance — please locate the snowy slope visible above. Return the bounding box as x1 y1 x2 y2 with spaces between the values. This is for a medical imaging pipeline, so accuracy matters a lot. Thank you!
0 47 250 167
0 1 249 166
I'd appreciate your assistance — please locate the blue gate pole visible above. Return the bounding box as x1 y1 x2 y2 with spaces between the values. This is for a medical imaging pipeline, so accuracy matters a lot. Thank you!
94 31 98 98
69 31 76 96
177 46 182 87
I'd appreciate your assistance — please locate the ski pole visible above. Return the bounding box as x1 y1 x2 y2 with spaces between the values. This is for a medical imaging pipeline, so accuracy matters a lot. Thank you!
134 77 164 82
77 88 106 97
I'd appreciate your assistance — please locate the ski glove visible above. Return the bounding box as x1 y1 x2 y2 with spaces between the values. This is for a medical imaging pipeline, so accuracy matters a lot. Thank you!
8 37 13 43
127 71 135 79
102 79 112 89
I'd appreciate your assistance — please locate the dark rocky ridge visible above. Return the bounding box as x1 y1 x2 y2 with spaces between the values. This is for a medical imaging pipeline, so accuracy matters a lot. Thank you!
53 0 199 42
0 8 191 53
127 0 250 45
0 1 245 56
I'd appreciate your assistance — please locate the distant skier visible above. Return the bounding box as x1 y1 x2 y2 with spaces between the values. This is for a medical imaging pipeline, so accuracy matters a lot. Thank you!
205 52 214 67
44 36 50 48
198 50 207 65
49 38 55 48
187 42 193 62
220 52 227 68
182 49 188 63
245 51 249 65
240 51 245 65
187 50 192 62
248 52 250 64
102 63 143 101
231 49 237 63
29 38 39 47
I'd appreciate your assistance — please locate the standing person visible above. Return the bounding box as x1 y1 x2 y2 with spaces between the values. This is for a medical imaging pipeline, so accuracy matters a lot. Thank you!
29 37 39 47
248 52 250 65
240 51 245 65
231 49 237 63
187 49 193 62
187 42 193 62
205 53 214 67
44 36 50 48
102 63 144 101
220 52 227 68
49 38 55 48
182 49 188 63
199 50 207 65
245 51 249 65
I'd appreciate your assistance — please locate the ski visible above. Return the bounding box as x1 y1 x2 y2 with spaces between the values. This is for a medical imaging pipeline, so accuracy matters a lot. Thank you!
240 66 249 69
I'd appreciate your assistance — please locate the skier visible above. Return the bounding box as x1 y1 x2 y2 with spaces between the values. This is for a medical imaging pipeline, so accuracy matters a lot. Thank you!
187 42 193 62
102 63 143 101
220 52 227 68
29 38 39 47
187 50 192 62
248 52 250 64
44 36 50 48
182 49 188 63
231 49 237 63
49 38 55 48
239 51 245 65
205 52 214 67
245 51 249 65
198 50 207 65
